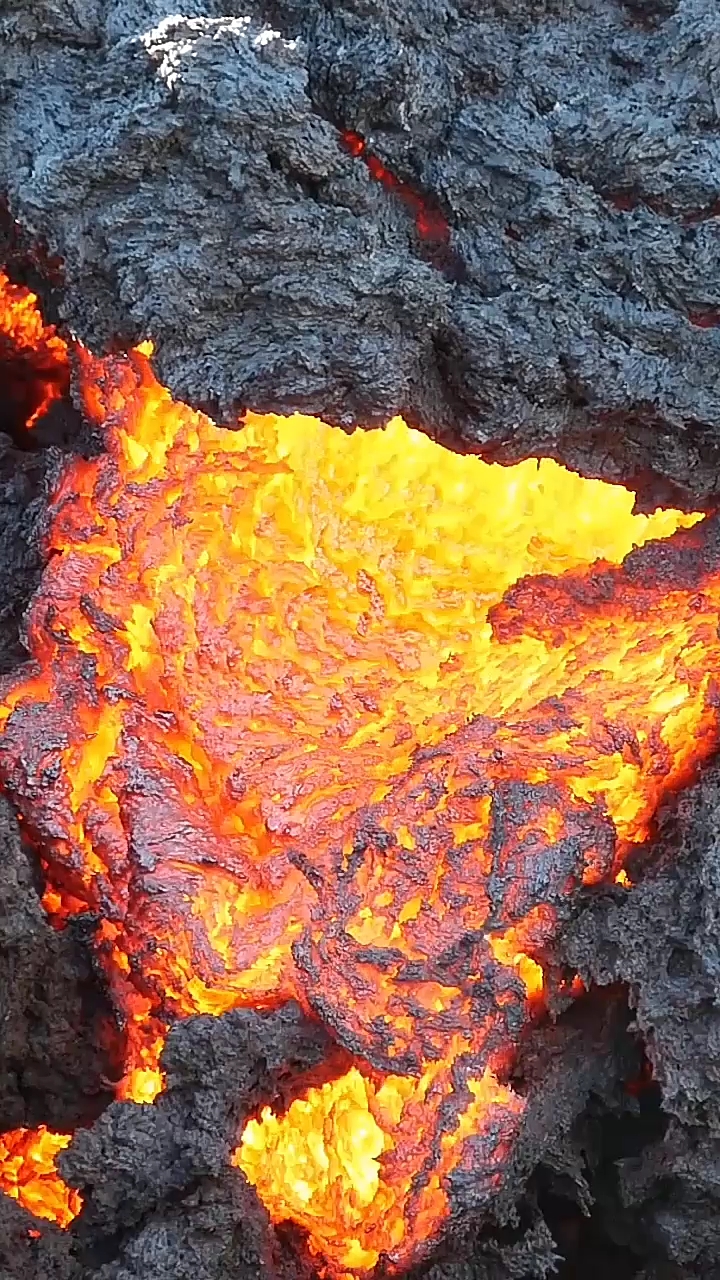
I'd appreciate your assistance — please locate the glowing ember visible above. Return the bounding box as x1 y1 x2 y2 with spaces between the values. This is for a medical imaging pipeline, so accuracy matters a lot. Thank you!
0 268 69 429
0 1128 81 1228
0 287 719 1271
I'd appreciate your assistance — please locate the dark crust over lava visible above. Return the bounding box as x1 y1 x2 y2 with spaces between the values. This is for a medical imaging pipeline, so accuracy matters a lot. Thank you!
2 0 720 507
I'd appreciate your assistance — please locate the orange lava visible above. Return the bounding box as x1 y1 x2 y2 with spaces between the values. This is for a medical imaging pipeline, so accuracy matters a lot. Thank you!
235 1062 522 1273
0 269 68 428
0 308 719 1270
0 1128 81 1228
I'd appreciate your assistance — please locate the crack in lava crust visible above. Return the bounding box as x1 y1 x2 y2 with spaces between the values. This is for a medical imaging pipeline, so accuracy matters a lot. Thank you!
1 340 720 1273
0 268 69 430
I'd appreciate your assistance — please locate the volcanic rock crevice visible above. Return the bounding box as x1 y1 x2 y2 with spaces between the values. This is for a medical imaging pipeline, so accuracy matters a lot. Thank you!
561 762 720 1277
33 990 642 1280
2 0 720 505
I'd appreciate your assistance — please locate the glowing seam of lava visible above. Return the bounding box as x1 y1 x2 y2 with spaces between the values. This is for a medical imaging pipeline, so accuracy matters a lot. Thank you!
0 269 69 427
0 285 720 1274
0 1128 81 1228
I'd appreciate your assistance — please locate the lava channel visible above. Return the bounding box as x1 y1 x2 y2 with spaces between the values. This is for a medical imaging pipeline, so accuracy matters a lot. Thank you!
1 278 720 1274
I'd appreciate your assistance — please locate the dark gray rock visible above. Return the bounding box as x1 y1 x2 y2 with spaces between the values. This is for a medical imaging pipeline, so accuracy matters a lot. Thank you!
561 763 720 1277
54 1006 342 1280
0 794 114 1130
0 437 57 676
2 0 720 504
0 1191 78 1280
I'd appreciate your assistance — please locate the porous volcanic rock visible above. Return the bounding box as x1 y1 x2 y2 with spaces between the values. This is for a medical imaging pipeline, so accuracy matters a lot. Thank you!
59 1005 335 1280
0 793 114 1132
562 761 720 1277
2 0 720 506
0 1191 77 1280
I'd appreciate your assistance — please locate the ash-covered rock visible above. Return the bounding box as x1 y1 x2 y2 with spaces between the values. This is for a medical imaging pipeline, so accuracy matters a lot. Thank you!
0 795 114 1131
85 1174 302 1280
2 0 720 504
0 436 60 676
0 1191 77 1280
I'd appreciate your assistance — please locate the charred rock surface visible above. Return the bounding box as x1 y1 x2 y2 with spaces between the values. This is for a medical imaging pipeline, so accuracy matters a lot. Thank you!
2 1 720 505
0 437 59 676
0 795 114 1131
561 762 720 1277
0 1192 77 1280
60 1005 331 1280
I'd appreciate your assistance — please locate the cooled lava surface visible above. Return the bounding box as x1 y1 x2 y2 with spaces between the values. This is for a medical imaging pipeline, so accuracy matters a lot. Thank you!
1 276 720 1274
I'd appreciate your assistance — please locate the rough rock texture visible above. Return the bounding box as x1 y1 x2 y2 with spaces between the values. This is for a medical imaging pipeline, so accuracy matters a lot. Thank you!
561 762 720 1278
0 795 114 1131
0 1192 77 1280
0 437 57 676
59 1004 332 1280
2 0 720 506
42 994 633 1280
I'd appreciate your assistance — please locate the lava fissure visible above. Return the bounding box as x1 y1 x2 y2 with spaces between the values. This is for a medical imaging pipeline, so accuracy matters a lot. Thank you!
1 277 720 1275
340 130 463 280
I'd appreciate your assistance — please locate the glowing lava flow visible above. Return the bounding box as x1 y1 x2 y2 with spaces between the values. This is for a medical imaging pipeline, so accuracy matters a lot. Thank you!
0 268 69 429
0 1128 81 1227
1 314 720 1271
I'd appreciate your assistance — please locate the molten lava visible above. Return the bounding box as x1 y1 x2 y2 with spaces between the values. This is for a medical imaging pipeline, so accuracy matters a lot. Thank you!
0 280 720 1271
0 1128 81 1228
0 268 69 431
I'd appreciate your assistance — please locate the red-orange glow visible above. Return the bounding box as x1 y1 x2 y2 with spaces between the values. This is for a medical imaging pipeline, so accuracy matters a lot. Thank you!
0 1128 81 1227
234 1061 522 1273
0 269 69 428
0 304 719 1270
341 130 450 245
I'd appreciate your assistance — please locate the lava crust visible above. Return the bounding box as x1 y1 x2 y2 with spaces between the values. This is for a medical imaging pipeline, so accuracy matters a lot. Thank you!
2 1 720 503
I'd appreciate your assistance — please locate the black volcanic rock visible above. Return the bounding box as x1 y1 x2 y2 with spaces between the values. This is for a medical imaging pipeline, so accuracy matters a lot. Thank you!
60 1005 332 1267
0 437 60 677
0 795 114 1131
0 1192 77 1280
1 1 720 505
561 762 720 1278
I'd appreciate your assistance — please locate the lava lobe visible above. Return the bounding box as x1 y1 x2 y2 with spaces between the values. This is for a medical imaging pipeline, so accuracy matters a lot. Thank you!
0 286 720 1272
